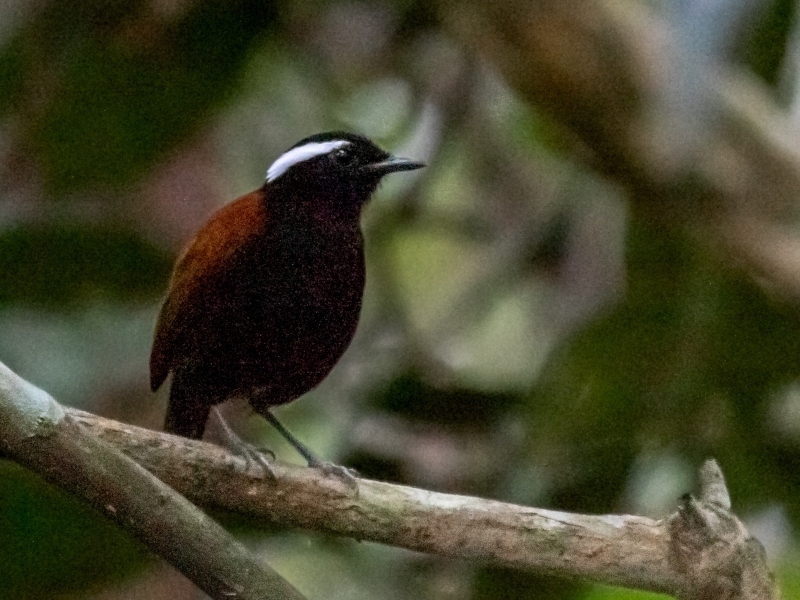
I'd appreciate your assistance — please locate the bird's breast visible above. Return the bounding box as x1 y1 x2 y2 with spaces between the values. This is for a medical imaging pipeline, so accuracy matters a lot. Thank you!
216 227 365 402
238 226 364 349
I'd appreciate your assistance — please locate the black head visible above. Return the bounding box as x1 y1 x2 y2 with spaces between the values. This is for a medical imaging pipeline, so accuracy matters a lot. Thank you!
265 132 424 204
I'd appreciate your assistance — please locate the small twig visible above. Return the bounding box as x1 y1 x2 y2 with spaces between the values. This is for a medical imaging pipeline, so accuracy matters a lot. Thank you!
668 460 777 600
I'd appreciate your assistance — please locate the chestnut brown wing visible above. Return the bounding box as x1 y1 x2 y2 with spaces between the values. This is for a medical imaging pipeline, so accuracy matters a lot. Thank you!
149 191 268 391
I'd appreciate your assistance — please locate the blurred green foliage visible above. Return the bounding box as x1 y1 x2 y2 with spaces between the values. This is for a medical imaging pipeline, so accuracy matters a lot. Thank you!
778 556 800 599
0 462 149 599
0 225 170 307
5 0 277 193
582 584 670 600
740 0 795 86
377 371 520 426
531 222 800 515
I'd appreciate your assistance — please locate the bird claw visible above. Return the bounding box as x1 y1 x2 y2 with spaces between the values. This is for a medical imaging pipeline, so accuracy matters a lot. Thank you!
310 459 360 494
244 442 278 481
212 407 276 479
235 441 278 480
255 446 276 462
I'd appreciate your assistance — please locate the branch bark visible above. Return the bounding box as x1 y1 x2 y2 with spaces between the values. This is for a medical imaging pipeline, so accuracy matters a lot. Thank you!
72 404 778 598
0 361 306 600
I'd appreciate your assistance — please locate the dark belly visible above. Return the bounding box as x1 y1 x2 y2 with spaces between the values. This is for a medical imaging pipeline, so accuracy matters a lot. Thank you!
181 234 365 406
232 290 363 406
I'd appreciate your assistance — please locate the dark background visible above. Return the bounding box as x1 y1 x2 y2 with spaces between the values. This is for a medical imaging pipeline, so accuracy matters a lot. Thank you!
0 0 799 598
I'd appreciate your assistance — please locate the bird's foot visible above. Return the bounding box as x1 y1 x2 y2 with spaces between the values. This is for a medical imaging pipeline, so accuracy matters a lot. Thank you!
213 407 276 479
257 409 357 491
308 458 359 494
238 442 278 480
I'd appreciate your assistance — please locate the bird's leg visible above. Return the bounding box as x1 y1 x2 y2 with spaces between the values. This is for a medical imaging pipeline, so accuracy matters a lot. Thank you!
261 410 359 492
212 407 276 479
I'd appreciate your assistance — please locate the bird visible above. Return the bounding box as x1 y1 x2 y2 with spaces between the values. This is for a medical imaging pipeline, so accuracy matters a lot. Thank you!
150 131 424 470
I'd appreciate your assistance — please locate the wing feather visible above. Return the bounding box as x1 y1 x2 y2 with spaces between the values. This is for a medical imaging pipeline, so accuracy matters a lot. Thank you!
149 191 268 391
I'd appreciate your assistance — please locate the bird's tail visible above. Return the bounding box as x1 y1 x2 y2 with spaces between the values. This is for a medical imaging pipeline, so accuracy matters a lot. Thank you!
164 374 211 439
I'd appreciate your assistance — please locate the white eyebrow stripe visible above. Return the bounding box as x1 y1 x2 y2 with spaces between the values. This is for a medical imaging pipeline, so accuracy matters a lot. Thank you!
266 140 351 182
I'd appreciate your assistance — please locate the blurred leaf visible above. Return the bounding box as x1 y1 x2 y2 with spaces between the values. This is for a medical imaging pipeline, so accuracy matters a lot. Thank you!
389 225 477 329
11 0 277 193
0 461 149 599
739 0 795 86
777 554 800 600
581 583 671 600
0 225 171 308
0 35 26 115
530 222 800 513
472 567 582 600
375 370 521 426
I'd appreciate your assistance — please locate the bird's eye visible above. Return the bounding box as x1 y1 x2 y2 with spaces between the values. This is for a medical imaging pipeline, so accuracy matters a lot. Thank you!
333 147 356 166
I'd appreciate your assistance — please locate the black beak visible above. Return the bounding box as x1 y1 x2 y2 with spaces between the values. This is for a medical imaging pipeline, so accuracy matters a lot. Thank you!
363 156 426 176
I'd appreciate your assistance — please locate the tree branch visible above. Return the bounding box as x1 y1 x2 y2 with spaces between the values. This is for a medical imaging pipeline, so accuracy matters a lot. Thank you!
0 361 306 600
0 360 779 598
71 408 778 599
